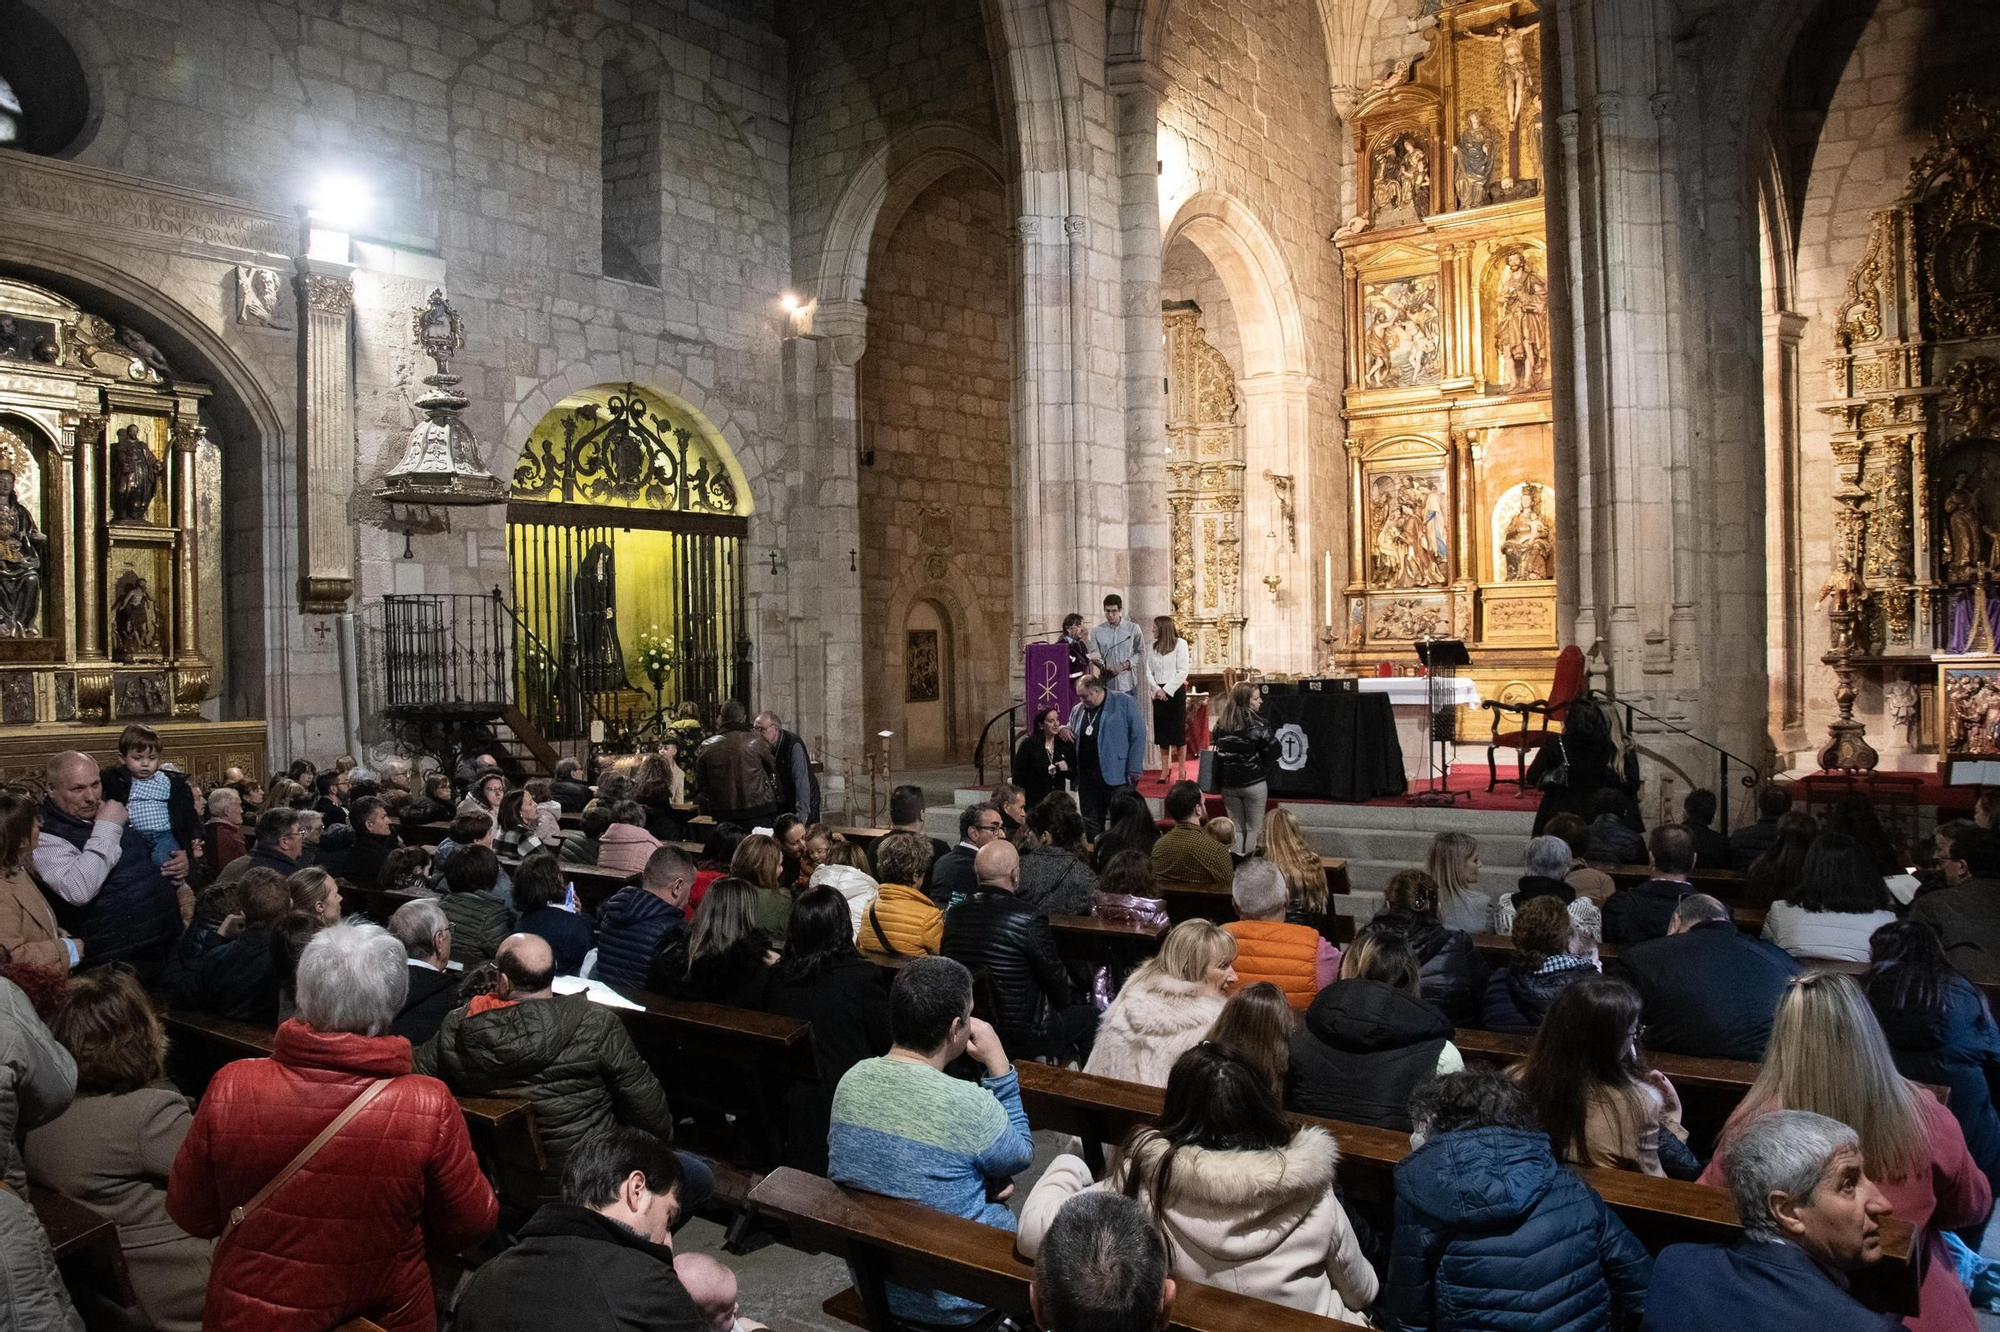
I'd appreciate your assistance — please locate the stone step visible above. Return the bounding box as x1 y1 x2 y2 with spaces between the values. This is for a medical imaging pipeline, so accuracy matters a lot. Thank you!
1331 881 1515 931
1339 858 1526 897
1297 824 1532 870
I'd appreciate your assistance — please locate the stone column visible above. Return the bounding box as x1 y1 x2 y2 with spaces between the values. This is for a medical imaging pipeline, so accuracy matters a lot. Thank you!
1111 59 1170 636
1764 309 1808 749
1547 0 1721 762
1238 372 1313 672
296 259 356 614
798 297 868 771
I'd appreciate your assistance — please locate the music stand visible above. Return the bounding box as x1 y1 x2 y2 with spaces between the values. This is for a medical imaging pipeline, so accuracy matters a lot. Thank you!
1413 637 1470 805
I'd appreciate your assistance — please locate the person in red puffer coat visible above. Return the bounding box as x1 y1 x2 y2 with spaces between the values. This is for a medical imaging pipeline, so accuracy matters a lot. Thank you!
167 920 497 1331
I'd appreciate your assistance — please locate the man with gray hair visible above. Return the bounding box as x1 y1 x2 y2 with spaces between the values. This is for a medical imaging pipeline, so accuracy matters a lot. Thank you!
387 898 458 1044
1492 834 1583 933
167 921 498 1329
1031 1192 1175 1332
1610 891 1800 1061
1644 1110 1900 1331
33 749 182 980
1222 856 1337 1007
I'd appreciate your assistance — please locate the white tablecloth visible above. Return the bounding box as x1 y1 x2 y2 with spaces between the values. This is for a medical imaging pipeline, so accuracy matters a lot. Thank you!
1355 676 1482 708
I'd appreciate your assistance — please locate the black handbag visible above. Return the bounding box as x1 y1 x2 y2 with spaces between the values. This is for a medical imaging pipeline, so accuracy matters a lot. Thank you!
1538 732 1570 791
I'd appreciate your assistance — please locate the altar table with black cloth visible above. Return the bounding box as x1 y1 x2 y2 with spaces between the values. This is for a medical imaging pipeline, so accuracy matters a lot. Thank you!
1260 690 1407 801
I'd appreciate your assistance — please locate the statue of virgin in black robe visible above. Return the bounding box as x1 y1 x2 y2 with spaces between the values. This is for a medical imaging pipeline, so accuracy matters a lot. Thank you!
572 540 628 691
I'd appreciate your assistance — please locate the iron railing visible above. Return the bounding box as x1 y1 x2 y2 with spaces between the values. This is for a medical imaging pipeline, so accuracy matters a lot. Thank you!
972 703 1022 786
381 592 511 713
1614 693 1760 835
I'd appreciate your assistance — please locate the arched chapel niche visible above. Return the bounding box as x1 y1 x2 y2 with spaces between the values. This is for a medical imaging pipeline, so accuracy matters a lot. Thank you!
857 165 1013 769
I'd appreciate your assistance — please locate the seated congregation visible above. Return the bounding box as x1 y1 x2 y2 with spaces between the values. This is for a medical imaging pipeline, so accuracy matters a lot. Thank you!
7 740 2000 1332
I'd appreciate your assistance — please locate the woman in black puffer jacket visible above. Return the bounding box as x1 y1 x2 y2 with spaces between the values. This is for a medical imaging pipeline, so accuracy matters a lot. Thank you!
1288 927 1462 1132
1371 869 1486 1026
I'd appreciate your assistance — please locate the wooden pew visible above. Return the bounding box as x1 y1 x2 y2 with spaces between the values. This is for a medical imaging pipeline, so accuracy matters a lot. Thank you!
1156 880 1236 924
158 1009 542 1173
402 821 450 848
1047 913 1166 967
831 826 891 853
1322 856 1350 896
748 1167 1373 1332
1011 1060 1919 1316
1594 863 1751 904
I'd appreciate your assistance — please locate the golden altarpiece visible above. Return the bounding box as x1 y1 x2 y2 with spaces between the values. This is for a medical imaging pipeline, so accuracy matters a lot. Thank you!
1332 0 1559 718
0 278 259 783
1813 96 2000 770
1163 301 1248 670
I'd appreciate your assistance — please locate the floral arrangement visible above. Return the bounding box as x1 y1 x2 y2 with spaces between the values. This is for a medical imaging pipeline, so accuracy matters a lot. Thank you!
635 626 678 687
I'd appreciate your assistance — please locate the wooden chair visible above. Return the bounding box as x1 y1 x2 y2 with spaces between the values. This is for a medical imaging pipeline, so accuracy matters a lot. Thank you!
1481 642 1585 791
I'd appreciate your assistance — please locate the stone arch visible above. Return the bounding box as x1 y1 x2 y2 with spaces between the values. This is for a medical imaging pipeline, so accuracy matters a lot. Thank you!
499 358 775 512
1163 192 1315 671
0 242 291 736
1164 191 1309 380
812 121 1007 308
1106 0 1367 109
881 571 982 768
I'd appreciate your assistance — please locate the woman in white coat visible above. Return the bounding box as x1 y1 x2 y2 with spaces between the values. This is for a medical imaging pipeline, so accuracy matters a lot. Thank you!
1148 615 1192 787
1020 1043 1378 1320
1084 919 1238 1087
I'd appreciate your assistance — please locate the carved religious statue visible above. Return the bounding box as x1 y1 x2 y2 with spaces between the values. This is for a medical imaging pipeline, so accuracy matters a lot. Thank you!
1495 251 1550 390
0 469 45 637
1454 112 1497 210
1466 19 1533 128
1524 91 1543 181
109 424 162 523
572 540 628 692
1501 482 1555 580
1374 135 1432 221
1945 671 2000 755
1944 471 1987 583
111 573 159 659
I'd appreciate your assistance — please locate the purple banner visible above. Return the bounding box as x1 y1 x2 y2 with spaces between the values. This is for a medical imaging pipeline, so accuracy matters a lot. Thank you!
1025 642 1076 726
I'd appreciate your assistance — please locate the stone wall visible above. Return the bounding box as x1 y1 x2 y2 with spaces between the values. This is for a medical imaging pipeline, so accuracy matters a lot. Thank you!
1156 0 1348 673
858 168 1015 768
16 0 792 766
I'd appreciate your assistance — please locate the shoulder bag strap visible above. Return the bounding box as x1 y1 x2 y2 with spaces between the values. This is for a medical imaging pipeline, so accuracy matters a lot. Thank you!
867 904 903 958
217 1076 393 1255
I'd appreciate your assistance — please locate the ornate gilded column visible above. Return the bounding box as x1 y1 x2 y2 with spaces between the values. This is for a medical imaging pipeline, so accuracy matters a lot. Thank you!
72 409 105 661
1820 440 1877 771
171 414 203 663
296 259 355 613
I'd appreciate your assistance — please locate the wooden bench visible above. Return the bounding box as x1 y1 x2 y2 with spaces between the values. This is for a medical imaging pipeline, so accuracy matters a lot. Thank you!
1047 912 1167 966
1011 1060 1918 1315
1594 863 1751 904
33 1188 138 1327
1155 879 1236 924
401 821 451 848
747 1167 1373 1332
1321 856 1350 896
158 1009 543 1172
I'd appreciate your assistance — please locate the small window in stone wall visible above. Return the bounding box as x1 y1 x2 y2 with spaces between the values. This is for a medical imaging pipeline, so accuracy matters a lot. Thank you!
601 60 661 287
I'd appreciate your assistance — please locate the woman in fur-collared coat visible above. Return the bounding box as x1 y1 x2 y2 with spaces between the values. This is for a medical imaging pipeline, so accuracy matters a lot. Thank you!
1083 919 1238 1087
1020 1043 1377 1320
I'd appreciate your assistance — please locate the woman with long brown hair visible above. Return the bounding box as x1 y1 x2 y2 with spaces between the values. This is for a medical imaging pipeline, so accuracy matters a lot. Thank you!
1205 980 1296 1099
0 788 73 972
1147 614 1191 786
1702 972 1990 1332
732 832 792 938
1210 681 1277 856
1513 975 1698 1178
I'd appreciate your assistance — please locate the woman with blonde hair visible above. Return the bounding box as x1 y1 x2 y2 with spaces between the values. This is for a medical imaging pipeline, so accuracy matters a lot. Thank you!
1085 919 1240 1087
1701 971 1990 1332
286 866 342 926
731 833 792 939
1425 831 1490 934
1205 980 1295 1099
1259 807 1331 936
1147 614 1192 786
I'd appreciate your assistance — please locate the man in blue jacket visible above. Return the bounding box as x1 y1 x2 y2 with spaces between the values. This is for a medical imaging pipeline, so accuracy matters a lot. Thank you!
1642 1110 1904 1331
1062 675 1145 838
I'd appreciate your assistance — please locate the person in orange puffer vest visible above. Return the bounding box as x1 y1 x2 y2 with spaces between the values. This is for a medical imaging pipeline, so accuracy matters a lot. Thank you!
1223 858 1339 1011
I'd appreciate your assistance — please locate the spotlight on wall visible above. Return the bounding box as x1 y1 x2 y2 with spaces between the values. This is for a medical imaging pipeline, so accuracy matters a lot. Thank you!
779 290 815 335
308 172 374 232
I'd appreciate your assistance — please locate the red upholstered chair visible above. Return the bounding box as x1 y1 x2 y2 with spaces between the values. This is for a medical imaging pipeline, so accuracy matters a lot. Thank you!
1482 644 1586 792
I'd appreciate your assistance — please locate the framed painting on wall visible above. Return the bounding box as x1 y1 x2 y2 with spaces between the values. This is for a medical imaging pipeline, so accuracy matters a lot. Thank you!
906 629 940 703
1939 657 2000 757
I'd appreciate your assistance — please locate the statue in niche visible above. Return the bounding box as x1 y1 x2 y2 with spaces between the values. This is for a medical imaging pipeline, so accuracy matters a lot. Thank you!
109 425 162 523
1494 251 1550 390
1499 482 1555 581
1373 134 1432 222
1454 111 1497 210
571 540 629 692
1524 90 1544 181
0 470 45 638
1945 472 1987 583
111 573 160 659
1466 19 1533 128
